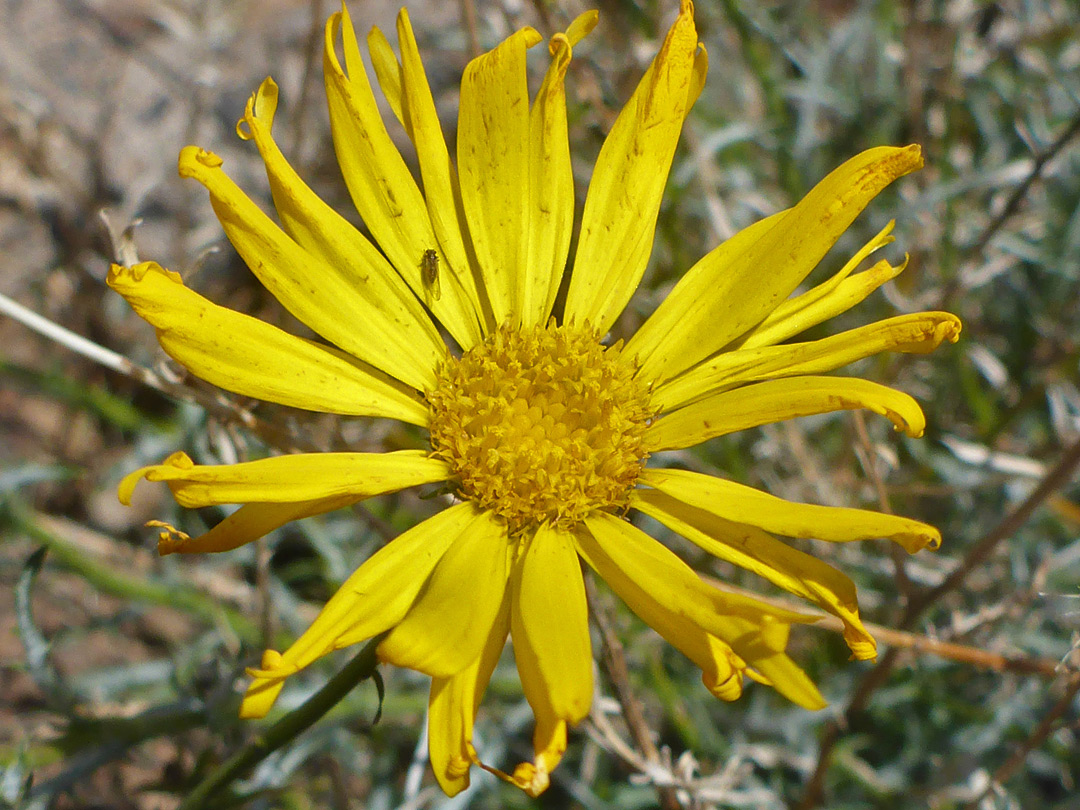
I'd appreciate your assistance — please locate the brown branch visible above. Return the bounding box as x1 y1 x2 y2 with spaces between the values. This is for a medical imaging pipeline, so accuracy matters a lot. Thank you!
908 434 1080 619
851 410 912 601
793 433 1080 809
708 578 1064 679
287 0 328 164
586 577 681 810
459 0 481 59
969 112 1080 259
960 673 1080 810
939 111 1080 308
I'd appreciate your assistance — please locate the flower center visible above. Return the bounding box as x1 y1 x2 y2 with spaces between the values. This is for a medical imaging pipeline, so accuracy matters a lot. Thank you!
426 323 654 533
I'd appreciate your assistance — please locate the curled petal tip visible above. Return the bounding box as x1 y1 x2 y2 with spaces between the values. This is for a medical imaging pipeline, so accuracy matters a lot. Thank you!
146 520 190 556
236 109 254 141
561 9 599 49
882 403 926 438
944 316 963 343
178 145 223 178
108 261 184 291
891 143 923 175
247 76 279 129
847 634 878 661
160 451 194 471
117 465 150 506
106 262 127 284
117 452 193 506
447 754 472 781
704 669 744 702
244 650 302 680
924 529 943 551
510 761 551 798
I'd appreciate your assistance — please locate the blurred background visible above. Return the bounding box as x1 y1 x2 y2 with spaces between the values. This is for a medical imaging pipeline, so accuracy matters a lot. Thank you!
2 0 1079 808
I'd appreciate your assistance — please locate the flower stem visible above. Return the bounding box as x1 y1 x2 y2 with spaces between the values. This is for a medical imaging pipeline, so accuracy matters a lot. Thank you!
177 635 385 810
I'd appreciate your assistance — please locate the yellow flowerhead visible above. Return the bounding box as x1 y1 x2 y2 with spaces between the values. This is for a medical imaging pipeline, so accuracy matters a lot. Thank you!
112 0 960 797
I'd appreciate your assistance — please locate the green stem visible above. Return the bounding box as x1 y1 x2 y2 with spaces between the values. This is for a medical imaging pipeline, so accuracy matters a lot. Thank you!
177 635 384 810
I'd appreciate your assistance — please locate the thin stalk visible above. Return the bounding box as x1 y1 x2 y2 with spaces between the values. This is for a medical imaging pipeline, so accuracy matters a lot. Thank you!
177 635 384 810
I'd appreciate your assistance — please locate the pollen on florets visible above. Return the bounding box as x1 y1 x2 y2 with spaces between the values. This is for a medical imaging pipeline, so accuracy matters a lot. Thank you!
426 322 655 533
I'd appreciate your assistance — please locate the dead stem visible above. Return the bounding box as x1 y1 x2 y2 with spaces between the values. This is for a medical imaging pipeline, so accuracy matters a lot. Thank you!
586 575 682 810
794 434 1080 809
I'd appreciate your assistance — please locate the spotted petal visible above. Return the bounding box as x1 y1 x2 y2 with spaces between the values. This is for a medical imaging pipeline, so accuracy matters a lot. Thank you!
579 513 826 707
107 262 426 424
646 376 926 451
119 449 449 508
654 312 961 410
378 509 511 677
629 146 924 385
369 11 491 327
521 13 598 326
634 489 878 660
324 6 484 348
237 77 447 389
640 467 941 552
241 503 479 718
146 498 357 556
457 26 542 327
564 0 702 334
428 604 510 796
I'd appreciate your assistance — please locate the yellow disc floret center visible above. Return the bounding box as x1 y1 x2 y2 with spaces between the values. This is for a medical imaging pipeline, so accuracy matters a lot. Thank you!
427 323 654 532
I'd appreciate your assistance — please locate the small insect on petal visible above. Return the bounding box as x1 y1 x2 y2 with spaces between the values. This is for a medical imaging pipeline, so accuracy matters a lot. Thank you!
421 248 442 302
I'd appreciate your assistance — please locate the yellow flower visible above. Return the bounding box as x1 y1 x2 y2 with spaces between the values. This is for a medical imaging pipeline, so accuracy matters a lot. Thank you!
111 0 960 797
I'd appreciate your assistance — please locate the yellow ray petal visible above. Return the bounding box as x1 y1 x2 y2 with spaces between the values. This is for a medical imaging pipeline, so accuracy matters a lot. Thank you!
646 376 926 451
179 147 431 391
734 223 899 350
146 496 356 556
236 79 447 390
633 489 877 660
582 529 747 701
428 601 510 796
241 502 478 718
521 13 598 326
491 527 590 798
578 514 826 708
654 312 962 410
457 26 543 328
505 716 567 798
107 262 427 424
640 467 942 553
324 8 483 348
626 211 784 380
564 0 699 335
511 524 592 724
743 269 907 356
628 146 923 386
366 25 404 124
582 515 817 626
378 510 511 677
119 449 450 508
384 10 492 328
686 41 709 112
